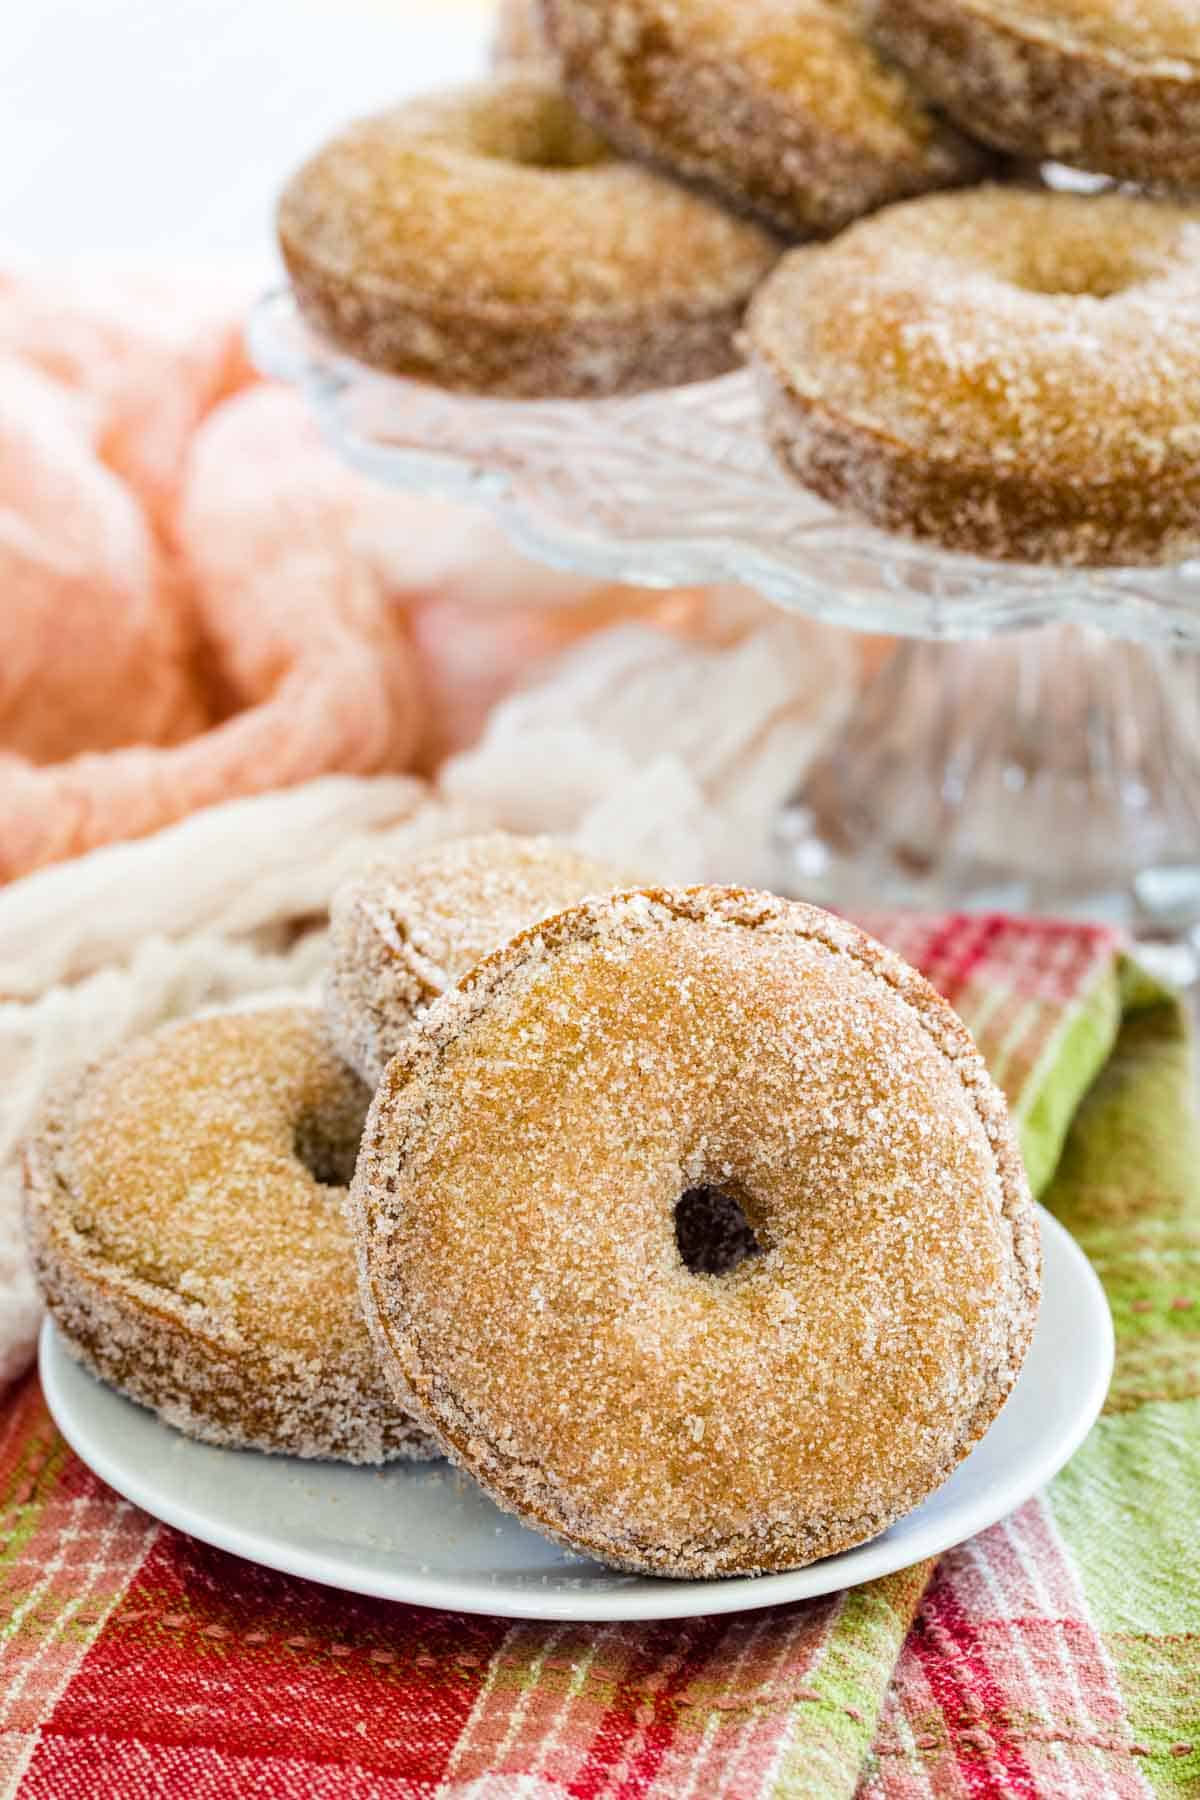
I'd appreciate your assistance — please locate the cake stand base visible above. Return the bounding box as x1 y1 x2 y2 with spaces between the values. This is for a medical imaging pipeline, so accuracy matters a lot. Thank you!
775 624 1200 970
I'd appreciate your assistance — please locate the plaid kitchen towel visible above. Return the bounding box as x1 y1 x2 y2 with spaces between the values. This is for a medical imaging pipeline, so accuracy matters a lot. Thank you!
1 912 1196 1798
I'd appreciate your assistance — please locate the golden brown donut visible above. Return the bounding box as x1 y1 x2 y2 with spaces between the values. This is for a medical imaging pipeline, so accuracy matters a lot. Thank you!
746 185 1200 565
276 73 781 397
24 1007 437 1465
326 833 625 1088
353 887 1040 1578
540 0 993 240
872 0 1200 188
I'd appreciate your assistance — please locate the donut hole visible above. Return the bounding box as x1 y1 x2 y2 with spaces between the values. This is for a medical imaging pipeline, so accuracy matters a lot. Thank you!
467 93 610 171
674 1185 764 1277
1016 263 1135 299
1011 237 1162 299
293 1105 366 1190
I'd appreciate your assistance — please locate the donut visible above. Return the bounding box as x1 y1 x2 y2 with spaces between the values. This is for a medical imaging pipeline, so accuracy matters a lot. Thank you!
327 833 625 1087
352 887 1040 1578
24 1007 437 1465
276 73 781 398
872 0 1200 188
746 186 1200 565
539 0 994 241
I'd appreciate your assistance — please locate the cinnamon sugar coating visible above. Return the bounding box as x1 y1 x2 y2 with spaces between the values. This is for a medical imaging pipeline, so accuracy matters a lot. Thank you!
326 833 626 1088
872 0 1200 187
747 185 1200 565
353 888 1040 1579
24 1008 437 1465
276 74 781 397
540 0 993 241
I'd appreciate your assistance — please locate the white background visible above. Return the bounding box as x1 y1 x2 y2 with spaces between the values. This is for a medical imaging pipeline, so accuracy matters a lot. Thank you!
4 0 488 260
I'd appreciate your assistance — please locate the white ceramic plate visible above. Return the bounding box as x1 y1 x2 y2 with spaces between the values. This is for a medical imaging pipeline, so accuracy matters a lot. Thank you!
40 1206 1111 1623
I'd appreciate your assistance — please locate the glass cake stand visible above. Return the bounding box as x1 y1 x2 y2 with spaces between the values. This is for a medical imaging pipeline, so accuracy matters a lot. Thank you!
251 288 1200 952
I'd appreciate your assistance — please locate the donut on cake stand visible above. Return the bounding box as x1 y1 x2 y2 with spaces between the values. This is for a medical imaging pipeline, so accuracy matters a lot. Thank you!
249 285 1200 969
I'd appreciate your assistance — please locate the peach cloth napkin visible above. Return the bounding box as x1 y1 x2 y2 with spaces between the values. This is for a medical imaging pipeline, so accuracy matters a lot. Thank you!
0 263 411 878
0 263 708 882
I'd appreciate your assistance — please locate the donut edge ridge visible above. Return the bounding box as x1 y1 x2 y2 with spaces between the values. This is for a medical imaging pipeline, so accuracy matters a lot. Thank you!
871 0 1200 186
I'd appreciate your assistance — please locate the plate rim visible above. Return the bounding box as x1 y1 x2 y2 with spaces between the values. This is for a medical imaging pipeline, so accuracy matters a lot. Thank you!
38 1205 1113 1623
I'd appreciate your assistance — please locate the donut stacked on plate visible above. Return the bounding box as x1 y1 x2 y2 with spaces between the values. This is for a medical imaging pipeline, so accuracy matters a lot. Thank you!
25 833 1041 1579
23 835 619 1470
24 1008 438 1466
276 1 1200 565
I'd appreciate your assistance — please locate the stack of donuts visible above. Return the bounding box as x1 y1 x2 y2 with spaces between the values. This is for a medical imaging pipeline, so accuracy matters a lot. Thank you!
25 833 1040 1578
275 0 1200 566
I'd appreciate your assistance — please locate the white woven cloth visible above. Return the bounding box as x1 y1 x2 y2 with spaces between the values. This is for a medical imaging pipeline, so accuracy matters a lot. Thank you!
0 603 852 1388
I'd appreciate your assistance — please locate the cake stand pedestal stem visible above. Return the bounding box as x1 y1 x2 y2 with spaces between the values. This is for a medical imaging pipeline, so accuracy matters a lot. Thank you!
775 623 1200 955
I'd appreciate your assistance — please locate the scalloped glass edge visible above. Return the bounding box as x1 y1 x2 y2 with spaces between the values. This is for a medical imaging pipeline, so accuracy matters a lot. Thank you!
249 288 1200 645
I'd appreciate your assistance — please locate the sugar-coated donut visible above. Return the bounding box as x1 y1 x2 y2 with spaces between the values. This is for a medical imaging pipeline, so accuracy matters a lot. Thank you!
327 833 625 1088
24 1007 437 1465
277 74 781 397
747 186 1200 564
540 0 993 241
353 888 1040 1578
872 0 1200 188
